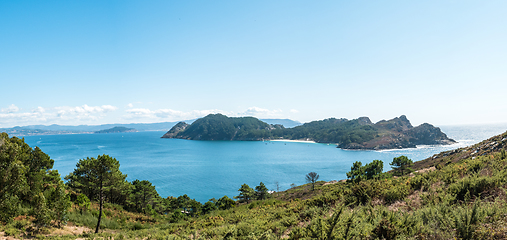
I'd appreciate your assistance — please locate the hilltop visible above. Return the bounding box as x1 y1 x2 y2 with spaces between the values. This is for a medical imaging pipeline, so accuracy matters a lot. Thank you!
162 114 455 150
162 114 282 140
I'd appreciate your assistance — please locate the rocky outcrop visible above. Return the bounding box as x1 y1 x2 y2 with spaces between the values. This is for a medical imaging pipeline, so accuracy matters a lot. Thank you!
375 115 413 132
405 123 456 146
340 116 456 150
161 122 189 138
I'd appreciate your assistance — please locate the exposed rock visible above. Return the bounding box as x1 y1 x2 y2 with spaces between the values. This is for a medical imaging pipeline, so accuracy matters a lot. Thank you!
341 116 455 150
161 122 189 138
357 117 373 125
376 115 413 132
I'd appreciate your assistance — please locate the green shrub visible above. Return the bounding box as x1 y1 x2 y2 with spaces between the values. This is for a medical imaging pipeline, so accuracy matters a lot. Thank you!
132 222 145 230
453 201 483 240
448 175 501 202
280 215 298 227
12 219 29 229
371 218 399 240
383 183 410 204
4 227 20 236
410 174 431 191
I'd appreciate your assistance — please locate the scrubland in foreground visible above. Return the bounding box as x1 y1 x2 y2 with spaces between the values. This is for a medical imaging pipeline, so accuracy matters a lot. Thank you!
2 131 507 239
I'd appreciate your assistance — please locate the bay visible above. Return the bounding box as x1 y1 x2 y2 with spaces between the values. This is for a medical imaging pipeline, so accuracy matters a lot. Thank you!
21 124 507 203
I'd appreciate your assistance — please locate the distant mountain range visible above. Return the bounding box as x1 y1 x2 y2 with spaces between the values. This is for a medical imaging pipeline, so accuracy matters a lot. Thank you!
0 118 301 136
162 114 456 150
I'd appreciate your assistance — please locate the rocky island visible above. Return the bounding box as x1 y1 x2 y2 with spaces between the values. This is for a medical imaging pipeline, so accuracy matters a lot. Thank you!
161 114 456 150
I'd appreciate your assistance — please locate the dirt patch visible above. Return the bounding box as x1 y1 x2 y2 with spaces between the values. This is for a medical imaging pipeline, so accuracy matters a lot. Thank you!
323 180 338 186
49 225 91 237
406 191 423 211
409 166 436 177
388 200 407 212
0 231 20 240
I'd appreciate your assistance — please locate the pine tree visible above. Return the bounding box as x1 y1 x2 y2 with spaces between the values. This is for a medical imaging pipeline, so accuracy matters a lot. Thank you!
255 182 269 200
65 154 126 233
390 156 413 176
306 172 320 191
234 184 255 203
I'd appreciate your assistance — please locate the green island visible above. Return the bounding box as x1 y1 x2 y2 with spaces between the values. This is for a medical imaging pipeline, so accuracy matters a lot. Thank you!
2 129 507 239
94 127 138 134
162 114 456 150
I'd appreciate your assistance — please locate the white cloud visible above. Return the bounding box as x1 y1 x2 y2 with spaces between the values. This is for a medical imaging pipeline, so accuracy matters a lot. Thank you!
1 104 20 113
0 104 118 128
124 108 228 121
0 106 47 127
127 103 134 108
241 107 283 118
56 104 117 115
0 104 291 128
290 109 299 113
123 106 285 122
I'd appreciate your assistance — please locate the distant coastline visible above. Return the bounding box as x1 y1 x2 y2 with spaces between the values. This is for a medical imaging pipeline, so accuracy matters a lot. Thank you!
268 139 317 143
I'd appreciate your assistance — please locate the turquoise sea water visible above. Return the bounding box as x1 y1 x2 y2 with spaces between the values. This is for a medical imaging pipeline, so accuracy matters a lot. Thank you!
21 124 507 203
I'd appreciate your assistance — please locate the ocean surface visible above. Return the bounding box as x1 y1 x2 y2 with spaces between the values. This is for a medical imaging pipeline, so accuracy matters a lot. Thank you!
20 124 507 203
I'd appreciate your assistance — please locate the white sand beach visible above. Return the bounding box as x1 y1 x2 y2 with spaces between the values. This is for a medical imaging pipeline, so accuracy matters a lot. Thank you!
268 139 316 143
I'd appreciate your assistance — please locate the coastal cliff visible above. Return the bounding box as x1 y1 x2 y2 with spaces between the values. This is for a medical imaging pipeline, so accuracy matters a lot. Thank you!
161 114 456 150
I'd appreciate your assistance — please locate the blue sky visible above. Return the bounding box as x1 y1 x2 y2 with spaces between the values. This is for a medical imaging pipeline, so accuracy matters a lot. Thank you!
1 1 506 128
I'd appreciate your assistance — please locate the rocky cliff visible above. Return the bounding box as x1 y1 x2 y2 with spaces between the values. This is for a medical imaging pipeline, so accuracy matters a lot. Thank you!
161 122 189 138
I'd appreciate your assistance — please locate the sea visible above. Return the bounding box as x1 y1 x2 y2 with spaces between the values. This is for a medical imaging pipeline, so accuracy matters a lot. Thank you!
19 124 507 203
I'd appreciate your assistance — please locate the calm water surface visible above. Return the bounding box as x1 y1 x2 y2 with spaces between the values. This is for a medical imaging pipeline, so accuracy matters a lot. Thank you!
21 124 507 203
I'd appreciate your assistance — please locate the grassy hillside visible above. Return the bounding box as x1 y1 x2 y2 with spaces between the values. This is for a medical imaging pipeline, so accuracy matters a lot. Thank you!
2 131 507 239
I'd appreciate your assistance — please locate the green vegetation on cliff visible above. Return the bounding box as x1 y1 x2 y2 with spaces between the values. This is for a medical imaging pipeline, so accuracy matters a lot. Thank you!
162 114 455 150
162 114 282 140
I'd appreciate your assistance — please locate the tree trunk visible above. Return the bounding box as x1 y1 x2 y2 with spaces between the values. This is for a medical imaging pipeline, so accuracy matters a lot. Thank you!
95 182 103 233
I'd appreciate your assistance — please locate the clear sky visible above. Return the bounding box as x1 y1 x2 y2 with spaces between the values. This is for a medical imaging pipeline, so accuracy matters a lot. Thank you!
1 1 506 128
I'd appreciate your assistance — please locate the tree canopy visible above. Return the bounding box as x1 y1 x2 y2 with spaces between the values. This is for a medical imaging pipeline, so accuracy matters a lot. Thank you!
390 155 414 176
255 182 269 200
306 172 320 191
346 160 384 182
0 133 70 226
235 184 255 203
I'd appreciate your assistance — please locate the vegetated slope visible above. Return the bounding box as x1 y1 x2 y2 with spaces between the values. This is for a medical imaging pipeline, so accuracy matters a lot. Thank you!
413 129 507 171
152 130 507 239
162 114 455 150
4 130 507 239
162 114 283 140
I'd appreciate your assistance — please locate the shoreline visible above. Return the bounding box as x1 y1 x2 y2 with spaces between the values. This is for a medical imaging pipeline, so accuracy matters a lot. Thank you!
268 139 317 143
